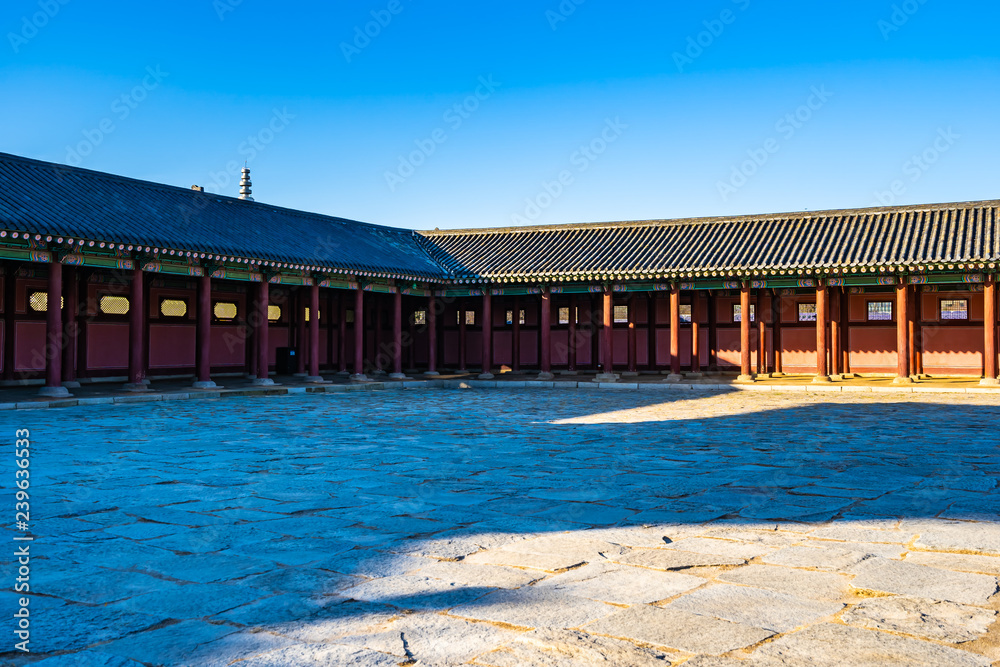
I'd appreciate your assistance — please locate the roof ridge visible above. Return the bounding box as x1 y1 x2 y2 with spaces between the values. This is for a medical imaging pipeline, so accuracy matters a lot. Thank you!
416 199 1000 237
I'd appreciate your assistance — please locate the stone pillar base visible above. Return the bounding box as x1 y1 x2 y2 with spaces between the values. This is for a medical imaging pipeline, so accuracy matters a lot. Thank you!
594 373 618 383
62 380 81 389
917 373 932 380
192 380 218 389
664 374 683 383
477 372 495 380
537 372 555 381
389 373 408 380
123 383 150 392
304 376 327 383
892 376 915 385
980 377 1000 386
350 374 369 382
735 375 756 383
756 373 772 380
251 378 276 386
770 372 785 378
423 371 440 376
39 385 71 398
812 375 833 384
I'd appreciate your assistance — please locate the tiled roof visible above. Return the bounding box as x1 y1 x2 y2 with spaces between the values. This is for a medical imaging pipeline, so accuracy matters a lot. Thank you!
0 152 447 280
418 202 1000 279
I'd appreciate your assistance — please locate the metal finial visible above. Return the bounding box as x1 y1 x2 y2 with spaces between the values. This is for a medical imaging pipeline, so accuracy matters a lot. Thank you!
239 167 254 201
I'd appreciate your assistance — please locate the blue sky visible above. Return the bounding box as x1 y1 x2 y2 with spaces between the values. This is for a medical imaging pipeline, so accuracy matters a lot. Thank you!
2 1 998 229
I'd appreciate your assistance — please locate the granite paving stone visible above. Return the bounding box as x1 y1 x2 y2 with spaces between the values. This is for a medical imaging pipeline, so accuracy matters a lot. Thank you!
8 389 1000 666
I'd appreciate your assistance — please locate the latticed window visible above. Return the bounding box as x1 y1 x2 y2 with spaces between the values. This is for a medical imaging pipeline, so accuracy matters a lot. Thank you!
613 305 629 323
505 310 525 325
304 308 320 322
941 299 968 321
267 305 282 321
160 299 187 318
867 301 893 321
798 303 817 322
733 304 755 323
680 304 693 323
413 310 427 325
214 302 237 321
457 310 475 325
29 291 65 312
98 295 128 315
558 307 569 324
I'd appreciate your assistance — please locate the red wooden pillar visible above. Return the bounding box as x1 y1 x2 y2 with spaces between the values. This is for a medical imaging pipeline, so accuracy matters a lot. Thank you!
840 287 851 377
893 283 912 383
295 290 307 376
389 288 405 379
39 260 69 397
193 272 216 388
426 293 439 375
626 293 638 376
690 294 702 375
756 288 767 376
914 287 924 376
738 283 753 381
512 296 521 373
667 284 682 380
599 286 615 380
306 281 323 382
707 292 718 372
984 277 998 385
539 287 553 379
352 283 366 379
814 284 831 382
253 281 274 385
124 264 148 391
61 265 79 388
479 290 494 379
373 295 384 372
908 285 919 376
458 300 467 372
567 295 577 373
338 292 348 374
771 289 784 377
830 288 841 378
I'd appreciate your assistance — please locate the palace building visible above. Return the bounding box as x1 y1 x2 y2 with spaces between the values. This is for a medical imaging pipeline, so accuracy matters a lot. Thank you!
2 151 998 397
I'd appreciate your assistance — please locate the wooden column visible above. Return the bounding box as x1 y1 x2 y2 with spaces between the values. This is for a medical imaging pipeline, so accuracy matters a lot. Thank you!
626 293 638 375
539 287 553 379
771 289 784 377
738 283 753 381
373 295 383 371
600 286 615 379
426 294 439 375
830 287 841 378
708 292 718 372
352 283 365 379
3 263 17 381
306 281 323 382
295 290 307 375
814 284 831 382
756 288 767 376
389 289 404 379
647 293 657 371
690 294 701 376
840 287 851 377
914 286 924 376
193 272 216 388
984 278 998 385
39 260 68 397
338 292 348 374
908 285 917 375
254 281 273 384
894 283 912 383
668 285 682 380
326 289 335 371
512 296 522 372
479 290 494 379
458 299 467 372
61 265 79 387
125 264 147 391
567 295 578 373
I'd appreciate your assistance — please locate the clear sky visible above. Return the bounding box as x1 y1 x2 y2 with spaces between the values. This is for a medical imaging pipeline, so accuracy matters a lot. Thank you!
2 1 998 230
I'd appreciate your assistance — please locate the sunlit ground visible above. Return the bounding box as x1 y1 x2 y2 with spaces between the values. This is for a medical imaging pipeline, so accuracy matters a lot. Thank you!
2 389 999 666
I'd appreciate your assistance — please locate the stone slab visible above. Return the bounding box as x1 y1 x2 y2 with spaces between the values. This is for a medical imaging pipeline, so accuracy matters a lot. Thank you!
911 521 1000 556
842 596 997 643
848 557 999 605
905 551 1000 575
585 604 774 655
451 586 617 629
608 547 745 571
533 561 704 604
476 628 675 666
666 584 843 632
718 564 850 601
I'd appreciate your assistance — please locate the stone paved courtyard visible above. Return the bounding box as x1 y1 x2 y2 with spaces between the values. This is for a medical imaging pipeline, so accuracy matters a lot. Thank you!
2 388 1000 666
